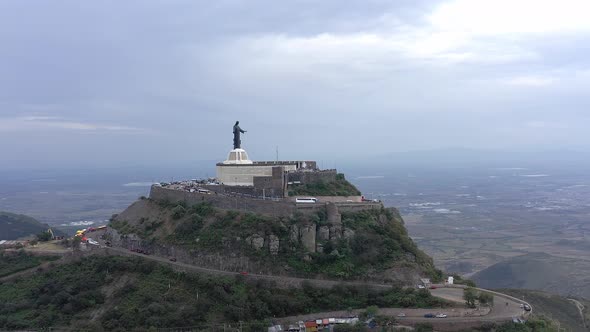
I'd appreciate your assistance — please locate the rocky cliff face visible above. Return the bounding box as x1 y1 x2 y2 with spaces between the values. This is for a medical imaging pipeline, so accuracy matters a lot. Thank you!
110 198 442 283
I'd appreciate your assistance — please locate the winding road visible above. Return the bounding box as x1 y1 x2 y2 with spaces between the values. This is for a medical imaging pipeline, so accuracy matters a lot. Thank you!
10 231 532 329
93 244 531 327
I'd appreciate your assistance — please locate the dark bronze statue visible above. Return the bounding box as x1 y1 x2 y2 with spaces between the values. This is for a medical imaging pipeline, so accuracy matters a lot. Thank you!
233 121 246 149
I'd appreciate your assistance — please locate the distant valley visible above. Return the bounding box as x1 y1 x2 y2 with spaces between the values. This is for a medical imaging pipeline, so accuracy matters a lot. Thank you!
352 164 590 299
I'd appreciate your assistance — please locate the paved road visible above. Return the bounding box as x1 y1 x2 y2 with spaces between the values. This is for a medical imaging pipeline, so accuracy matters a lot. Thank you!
103 245 392 290
92 246 530 325
83 229 531 326
274 288 528 326
0 230 531 329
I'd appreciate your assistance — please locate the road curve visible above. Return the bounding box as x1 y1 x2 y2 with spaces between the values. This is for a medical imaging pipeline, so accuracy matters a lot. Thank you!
102 246 392 290
89 245 529 325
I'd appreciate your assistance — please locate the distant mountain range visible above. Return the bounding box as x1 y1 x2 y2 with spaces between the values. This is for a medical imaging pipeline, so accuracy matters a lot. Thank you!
0 211 59 240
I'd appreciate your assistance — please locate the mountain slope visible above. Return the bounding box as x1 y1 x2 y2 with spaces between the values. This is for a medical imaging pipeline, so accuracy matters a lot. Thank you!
109 198 442 284
0 255 445 331
472 252 590 299
499 289 589 332
0 211 54 240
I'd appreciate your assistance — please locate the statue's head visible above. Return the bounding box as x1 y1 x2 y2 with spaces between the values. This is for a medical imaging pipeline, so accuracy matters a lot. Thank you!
235 121 239 125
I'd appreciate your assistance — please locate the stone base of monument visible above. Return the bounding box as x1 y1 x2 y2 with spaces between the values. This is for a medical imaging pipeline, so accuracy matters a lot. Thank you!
216 148 296 188
222 148 253 165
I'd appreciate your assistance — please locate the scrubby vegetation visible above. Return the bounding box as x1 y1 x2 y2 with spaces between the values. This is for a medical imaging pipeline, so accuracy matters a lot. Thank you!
451 274 477 287
499 289 589 332
286 208 442 281
36 230 53 242
112 200 442 282
463 287 493 308
288 173 361 196
495 316 560 332
0 255 446 331
0 250 59 277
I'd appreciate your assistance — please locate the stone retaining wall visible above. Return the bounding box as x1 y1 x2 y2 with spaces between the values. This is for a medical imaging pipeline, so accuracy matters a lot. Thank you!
150 186 383 217
150 186 296 217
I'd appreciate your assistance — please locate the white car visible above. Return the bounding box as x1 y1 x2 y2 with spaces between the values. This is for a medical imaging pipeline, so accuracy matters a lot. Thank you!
436 313 447 318
418 285 426 289
397 313 406 317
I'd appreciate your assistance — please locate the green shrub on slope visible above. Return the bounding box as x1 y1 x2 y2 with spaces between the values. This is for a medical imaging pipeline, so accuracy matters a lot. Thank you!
0 256 446 331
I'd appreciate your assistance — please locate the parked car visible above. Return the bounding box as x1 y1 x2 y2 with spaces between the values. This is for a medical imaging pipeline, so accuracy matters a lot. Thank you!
436 313 447 318
397 313 406 317
240 271 249 275
424 313 435 318
524 304 531 311
418 285 425 289
430 286 437 289
169 257 177 262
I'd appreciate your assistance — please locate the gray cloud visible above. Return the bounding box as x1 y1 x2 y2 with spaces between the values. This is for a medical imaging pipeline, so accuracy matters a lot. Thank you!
1 0 589 169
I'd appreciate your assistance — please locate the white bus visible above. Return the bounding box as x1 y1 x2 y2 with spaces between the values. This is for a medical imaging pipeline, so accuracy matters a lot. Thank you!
295 197 318 203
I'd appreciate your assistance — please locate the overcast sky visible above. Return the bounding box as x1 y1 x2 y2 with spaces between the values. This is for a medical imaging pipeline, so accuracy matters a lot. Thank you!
1 0 589 169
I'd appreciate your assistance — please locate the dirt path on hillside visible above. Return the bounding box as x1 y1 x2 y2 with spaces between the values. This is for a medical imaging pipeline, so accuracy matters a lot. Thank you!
0 258 68 283
569 298 587 329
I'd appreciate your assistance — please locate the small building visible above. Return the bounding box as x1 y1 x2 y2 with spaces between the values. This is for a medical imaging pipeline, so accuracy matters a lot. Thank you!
447 276 454 285
304 321 318 332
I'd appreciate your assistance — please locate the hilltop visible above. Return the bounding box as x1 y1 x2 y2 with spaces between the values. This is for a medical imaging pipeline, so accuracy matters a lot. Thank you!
0 211 58 240
109 197 442 283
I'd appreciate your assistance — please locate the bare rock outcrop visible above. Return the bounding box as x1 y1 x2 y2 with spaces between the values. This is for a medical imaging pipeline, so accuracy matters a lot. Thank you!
269 234 280 255
343 228 355 239
316 243 324 253
290 225 299 243
300 224 317 253
326 202 342 225
246 234 265 250
318 226 330 241
329 225 342 240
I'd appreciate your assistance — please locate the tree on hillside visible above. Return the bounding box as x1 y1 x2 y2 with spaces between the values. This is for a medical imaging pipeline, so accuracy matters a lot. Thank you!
365 305 378 317
333 323 368 332
71 236 81 251
36 231 52 242
463 287 478 308
172 205 186 219
478 292 494 306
